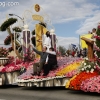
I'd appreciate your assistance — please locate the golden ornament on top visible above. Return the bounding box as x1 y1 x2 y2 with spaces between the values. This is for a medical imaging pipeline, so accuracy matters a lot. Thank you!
34 4 40 12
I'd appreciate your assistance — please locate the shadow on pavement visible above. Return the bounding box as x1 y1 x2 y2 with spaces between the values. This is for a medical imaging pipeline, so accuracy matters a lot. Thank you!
22 86 67 91
21 86 100 96
67 90 100 96
0 85 67 90
0 85 100 97
0 85 21 89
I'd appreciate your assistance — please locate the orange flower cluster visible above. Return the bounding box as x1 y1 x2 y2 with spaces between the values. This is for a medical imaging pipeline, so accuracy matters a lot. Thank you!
69 71 98 90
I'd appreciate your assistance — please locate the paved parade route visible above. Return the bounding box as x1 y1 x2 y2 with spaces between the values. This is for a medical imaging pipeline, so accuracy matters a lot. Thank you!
0 85 100 100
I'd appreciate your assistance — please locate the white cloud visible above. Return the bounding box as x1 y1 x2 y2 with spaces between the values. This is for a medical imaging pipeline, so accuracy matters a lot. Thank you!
0 0 99 24
76 11 100 34
57 36 79 48
0 0 100 47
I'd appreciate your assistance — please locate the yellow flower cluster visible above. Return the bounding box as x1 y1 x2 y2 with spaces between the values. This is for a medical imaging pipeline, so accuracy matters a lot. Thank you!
65 75 77 88
56 61 82 76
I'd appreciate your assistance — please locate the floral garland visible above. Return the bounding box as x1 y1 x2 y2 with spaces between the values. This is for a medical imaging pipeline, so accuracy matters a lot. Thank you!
81 75 100 93
4 33 19 45
93 24 100 70
0 47 13 57
94 35 100 40
79 58 96 73
94 45 100 51
69 71 98 90
4 35 11 45
94 42 100 51
17 57 81 80
24 51 35 61
0 18 17 31
65 75 77 88
0 47 9 57
95 63 100 71
56 60 82 76
0 59 33 73
8 47 13 52
65 69 78 78
94 52 99 59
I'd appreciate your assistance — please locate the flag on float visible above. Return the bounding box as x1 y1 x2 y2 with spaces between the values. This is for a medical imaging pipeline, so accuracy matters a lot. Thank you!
71 44 76 49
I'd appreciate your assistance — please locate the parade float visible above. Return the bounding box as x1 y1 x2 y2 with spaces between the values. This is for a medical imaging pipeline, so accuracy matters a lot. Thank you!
0 4 82 86
1 3 100 94
17 57 82 87
65 24 100 93
15 4 83 87
0 4 100 96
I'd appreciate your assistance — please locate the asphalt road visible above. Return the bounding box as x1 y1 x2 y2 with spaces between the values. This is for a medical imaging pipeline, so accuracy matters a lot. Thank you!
0 85 100 100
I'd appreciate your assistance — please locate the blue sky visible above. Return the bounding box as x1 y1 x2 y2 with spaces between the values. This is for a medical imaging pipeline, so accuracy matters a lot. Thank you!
0 0 100 48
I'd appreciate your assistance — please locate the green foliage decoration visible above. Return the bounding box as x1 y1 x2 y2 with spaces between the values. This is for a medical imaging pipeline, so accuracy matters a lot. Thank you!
13 26 22 32
0 18 17 31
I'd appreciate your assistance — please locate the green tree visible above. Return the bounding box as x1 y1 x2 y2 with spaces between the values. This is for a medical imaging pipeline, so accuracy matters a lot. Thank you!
59 46 66 55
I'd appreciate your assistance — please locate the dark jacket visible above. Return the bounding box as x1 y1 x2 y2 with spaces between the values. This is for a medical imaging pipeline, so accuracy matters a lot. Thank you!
43 53 57 75
48 54 57 65
33 48 48 63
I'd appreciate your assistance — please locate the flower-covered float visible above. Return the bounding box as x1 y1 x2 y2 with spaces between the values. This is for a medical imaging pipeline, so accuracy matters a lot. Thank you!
0 16 35 85
0 4 83 86
17 57 82 87
0 4 86 88
0 56 34 85
66 24 100 93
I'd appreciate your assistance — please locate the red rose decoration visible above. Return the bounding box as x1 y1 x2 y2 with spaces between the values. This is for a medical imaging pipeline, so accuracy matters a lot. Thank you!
69 71 98 90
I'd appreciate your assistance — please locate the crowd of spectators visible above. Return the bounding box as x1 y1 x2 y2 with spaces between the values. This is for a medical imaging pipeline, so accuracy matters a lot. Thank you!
58 48 88 58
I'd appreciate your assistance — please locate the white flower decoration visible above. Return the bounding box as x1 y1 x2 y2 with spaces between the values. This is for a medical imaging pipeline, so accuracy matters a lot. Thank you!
82 61 84 64
84 63 86 66
81 68 84 71
90 69 94 73
85 58 88 60
84 66 87 69
86 70 89 73
94 66 96 68
88 65 91 68
91 69 94 72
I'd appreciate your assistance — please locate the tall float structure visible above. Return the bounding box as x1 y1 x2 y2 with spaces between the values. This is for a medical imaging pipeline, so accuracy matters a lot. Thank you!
22 24 31 61
50 29 56 51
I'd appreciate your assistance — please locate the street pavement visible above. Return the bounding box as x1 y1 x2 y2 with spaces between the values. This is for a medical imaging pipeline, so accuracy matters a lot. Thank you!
0 85 100 100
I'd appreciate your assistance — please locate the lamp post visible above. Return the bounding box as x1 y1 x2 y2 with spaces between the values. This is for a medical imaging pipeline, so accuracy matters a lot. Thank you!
9 14 24 25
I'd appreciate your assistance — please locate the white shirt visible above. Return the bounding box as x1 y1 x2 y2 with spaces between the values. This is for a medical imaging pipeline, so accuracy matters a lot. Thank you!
43 37 51 47
93 32 96 41
91 32 96 42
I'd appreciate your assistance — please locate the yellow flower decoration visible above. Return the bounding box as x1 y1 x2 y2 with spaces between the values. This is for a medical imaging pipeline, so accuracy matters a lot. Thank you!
65 75 77 88
56 61 82 76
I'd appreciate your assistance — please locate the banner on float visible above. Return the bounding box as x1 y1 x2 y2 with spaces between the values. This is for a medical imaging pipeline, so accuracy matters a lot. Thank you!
80 34 92 49
35 24 48 58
